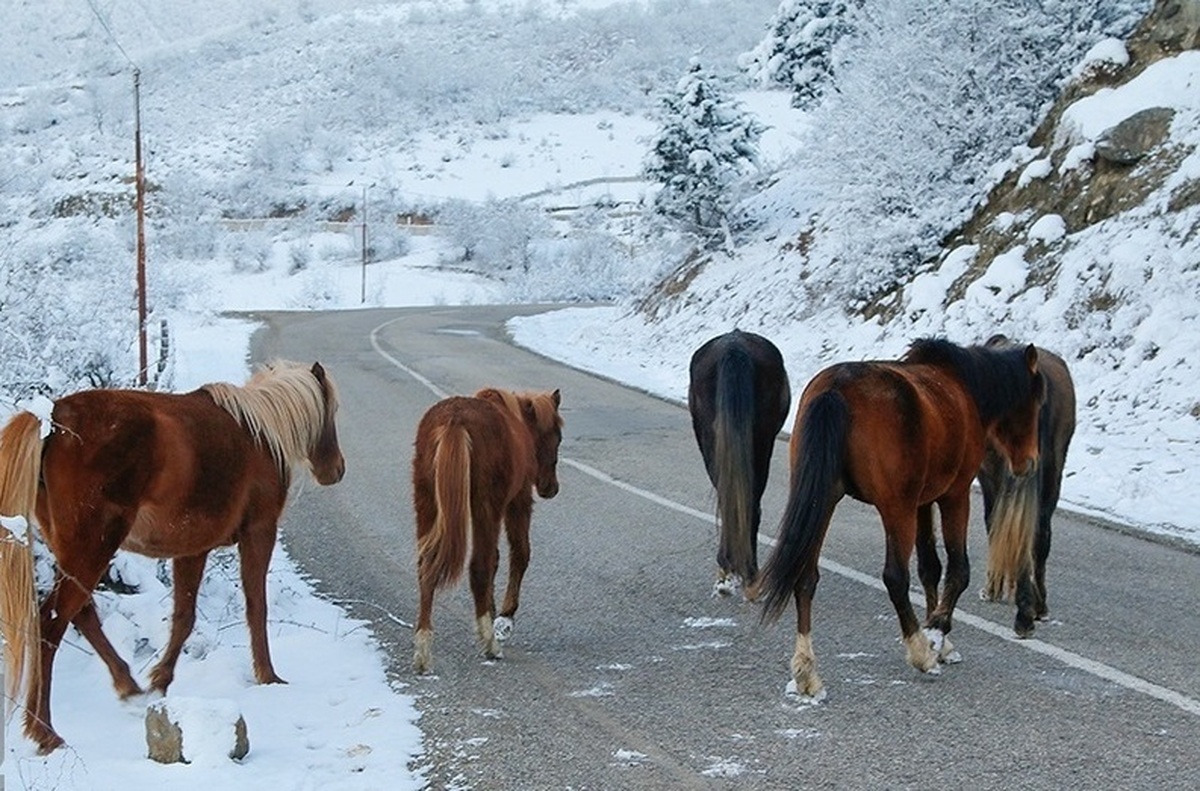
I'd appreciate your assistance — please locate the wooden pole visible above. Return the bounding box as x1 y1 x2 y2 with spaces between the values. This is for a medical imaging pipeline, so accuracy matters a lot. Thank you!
360 185 368 304
134 69 148 387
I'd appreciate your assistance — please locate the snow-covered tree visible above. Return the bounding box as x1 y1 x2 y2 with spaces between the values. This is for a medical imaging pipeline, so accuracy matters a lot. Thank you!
644 59 764 245
740 0 858 109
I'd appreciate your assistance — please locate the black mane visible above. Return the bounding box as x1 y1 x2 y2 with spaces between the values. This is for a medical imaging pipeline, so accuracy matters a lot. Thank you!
904 337 1036 423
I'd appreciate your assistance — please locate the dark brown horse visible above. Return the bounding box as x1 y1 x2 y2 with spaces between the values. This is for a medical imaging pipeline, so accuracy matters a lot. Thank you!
412 387 562 674
758 338 1044 698
687 330 790 596
977 334 1076 637
0 361 345 753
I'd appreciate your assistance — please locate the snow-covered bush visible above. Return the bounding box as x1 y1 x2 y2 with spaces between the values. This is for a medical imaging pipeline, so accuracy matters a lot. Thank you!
437 198 552 275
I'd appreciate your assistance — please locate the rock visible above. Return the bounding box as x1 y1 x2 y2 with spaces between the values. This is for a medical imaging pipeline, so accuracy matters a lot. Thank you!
146 697 249 764
1095 107 1175 165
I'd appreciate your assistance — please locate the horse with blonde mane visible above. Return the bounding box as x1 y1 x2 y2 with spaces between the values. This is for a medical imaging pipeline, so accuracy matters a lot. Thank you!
0 360 345 753
977 335 1076 636
412 387 562 674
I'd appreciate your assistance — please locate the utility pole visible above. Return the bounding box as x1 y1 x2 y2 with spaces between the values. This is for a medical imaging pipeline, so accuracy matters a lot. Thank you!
360 185 368 304
134 69 148 387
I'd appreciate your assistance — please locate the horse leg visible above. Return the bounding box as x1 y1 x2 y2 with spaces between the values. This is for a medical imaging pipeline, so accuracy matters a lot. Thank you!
926 495 971 661
238 521 285 685
468 512 503 659
26 562 110 753
71 600 142 699
413 569 437 674
914 504 941 614
789 564 824 698
495 497 532 643
1033 473 1060 620
148 552 208 693
879 507 939 674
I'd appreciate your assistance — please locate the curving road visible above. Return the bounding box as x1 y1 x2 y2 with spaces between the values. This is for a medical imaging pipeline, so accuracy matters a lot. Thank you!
251 305 1200 790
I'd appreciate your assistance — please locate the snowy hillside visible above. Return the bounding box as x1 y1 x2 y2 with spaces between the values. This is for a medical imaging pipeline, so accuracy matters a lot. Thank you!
514 0 1200 543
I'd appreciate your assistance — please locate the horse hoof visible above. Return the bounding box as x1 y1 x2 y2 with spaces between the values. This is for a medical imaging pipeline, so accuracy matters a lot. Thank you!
493 616 513 643
34 732 66 755
711 575 739 597
785 678 827 702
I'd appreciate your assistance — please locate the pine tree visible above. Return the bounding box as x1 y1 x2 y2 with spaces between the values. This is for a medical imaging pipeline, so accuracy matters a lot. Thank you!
643 59 763 245
740 0 858 109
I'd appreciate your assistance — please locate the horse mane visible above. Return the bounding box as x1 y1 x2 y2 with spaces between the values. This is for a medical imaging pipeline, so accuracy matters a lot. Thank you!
202 360 336 474
479 388 562 433
903 337 1034 423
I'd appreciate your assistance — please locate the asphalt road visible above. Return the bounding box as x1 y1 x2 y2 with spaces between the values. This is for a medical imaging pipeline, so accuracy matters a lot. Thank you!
250 305 1200 790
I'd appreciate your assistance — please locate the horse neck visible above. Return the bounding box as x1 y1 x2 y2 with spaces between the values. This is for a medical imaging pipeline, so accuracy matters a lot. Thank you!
202 375 322 475
948 350 1028 427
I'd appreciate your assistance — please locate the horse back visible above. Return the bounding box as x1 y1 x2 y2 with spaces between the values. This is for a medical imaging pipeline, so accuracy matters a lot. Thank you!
414 396 532 506
42 389 281 558
801 361 986 504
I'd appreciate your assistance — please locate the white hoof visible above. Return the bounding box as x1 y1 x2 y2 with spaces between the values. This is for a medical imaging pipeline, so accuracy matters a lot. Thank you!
711 574 740 597
785 679 828 702
493 615 514 643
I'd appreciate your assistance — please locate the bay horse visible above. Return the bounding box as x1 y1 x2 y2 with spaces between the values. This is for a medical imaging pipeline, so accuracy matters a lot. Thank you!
412 387 563 674
977 334 1076 637
758 338 1044 698
0 360 345 753
687 330 790 596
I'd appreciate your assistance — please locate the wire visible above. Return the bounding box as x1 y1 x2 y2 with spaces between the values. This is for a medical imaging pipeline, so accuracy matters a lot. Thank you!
83 0 138 70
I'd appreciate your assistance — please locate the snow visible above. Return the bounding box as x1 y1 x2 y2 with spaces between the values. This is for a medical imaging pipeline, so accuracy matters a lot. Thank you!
2 0 1197 787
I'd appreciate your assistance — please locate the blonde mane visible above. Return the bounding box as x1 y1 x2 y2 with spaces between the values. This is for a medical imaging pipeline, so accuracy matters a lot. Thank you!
202 360 336 475
488 389 562 433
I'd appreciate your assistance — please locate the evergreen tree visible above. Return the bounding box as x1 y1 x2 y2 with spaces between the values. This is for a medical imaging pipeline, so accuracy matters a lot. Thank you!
740 0 858 109
643 59 764 245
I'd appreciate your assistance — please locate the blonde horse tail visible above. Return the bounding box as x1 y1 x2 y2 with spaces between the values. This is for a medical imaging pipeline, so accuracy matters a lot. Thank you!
418 423 472 592
983 473 1038 603
0 411 45 712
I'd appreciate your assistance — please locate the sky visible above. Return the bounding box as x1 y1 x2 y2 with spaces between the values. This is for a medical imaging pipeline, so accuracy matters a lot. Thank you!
4 1 1197 788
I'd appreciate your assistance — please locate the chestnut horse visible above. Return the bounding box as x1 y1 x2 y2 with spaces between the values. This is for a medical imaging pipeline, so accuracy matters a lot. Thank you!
687 330 790 596
978 335 1076 637
0 360 345 753
758 338 1044 698
412 387 563 674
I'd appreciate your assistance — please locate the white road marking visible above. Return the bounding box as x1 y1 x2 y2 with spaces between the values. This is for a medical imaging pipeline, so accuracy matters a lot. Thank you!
372 317 1200 719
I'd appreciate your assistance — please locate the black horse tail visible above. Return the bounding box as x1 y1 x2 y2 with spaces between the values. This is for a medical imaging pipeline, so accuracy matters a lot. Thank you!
713 345 757 583
759 390 849 623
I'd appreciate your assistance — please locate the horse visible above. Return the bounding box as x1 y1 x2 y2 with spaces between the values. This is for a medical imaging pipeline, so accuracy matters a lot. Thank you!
977 334 1076 637
0 360 345 754
758 338 1045 698
687 330 790 597
411 387 563 674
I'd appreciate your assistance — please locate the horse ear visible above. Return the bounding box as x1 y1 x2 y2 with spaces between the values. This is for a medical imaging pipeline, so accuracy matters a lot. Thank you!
1024 344 1038 374
985 333 1009 347
551 388 561 408
311 362 326 382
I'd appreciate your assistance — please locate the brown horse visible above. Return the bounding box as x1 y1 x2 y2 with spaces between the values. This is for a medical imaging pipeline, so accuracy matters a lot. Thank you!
412 387 563 674
0 360 345 753
977 335 1076 637
687 330 790 596
758 338 1044 698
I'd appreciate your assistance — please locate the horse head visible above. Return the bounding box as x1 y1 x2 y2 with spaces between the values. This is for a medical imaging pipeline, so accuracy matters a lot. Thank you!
986 343 1044 478
521 389 563 499
308 362 346 485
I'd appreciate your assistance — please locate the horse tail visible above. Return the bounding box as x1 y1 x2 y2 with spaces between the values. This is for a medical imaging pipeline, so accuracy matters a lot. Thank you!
759 391 848 623
713 346 757 583
418 423 472 591
0 411 45 707
983 467 1039 602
